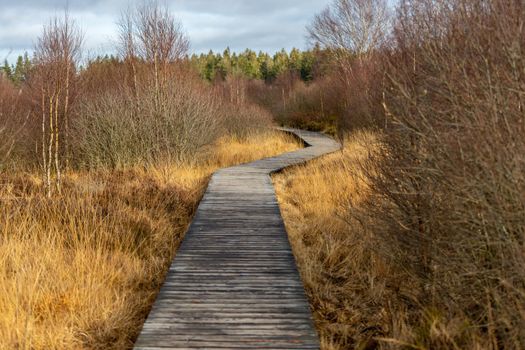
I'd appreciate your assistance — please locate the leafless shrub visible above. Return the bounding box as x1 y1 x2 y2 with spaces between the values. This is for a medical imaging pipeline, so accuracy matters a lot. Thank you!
220 103 273 139
73 81 223 168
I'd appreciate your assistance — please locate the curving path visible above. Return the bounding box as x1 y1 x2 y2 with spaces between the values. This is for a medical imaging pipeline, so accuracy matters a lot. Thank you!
134 128 341 349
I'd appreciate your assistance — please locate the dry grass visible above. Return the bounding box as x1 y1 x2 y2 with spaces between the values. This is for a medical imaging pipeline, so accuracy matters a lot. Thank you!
0 131 300 350
274 130 386 350
276 126 525 350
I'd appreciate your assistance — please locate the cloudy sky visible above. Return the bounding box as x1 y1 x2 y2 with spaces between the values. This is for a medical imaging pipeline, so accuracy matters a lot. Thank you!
0 0 329 62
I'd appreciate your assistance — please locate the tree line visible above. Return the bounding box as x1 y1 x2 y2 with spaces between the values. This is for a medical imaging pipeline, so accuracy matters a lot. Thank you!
189 47 321 82
1 46 323 86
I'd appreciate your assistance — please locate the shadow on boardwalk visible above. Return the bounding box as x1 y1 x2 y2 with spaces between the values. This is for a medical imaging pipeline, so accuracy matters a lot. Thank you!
135 128 341 349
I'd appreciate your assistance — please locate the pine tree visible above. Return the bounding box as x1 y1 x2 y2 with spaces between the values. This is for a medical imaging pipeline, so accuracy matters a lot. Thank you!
289 48 303 73
271 49 289 78
13 55 25 84
237 49 260 79
223 47 231 61
258 52 273 82
300 50 315 81
230 52 239 74
215 51 230 81
203 50 218 81
1 60 13 81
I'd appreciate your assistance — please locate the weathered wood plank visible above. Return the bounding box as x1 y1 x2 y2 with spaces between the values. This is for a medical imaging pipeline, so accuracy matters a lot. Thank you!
134 128 340 349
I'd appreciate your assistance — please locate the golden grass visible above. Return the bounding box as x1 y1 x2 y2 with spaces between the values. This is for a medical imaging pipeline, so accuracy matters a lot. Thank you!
274 127 524 350
150 131 302 190
273 130 387 350
0 131 301 350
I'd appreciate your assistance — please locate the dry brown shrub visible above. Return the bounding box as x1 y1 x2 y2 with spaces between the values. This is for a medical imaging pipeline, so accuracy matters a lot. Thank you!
365 0 525 347
0 75 32 171
247 73 346 133
294 0 525 348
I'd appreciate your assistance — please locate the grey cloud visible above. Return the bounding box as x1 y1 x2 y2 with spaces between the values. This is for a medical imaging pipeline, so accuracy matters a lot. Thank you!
0 0 329 62
174 0 326 16
0 0 127 11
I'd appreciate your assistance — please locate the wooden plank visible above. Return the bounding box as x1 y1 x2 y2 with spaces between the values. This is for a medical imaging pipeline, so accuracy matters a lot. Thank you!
134 128 340 349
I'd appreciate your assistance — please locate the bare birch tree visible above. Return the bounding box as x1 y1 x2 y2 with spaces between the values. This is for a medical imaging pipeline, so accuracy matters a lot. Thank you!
35 11 82 197
308 0 390 59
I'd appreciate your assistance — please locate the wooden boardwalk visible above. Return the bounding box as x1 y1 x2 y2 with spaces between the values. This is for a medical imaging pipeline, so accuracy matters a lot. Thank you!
134 128 341 349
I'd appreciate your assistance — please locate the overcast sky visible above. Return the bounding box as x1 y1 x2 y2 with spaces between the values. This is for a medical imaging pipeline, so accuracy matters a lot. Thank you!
0 0 330 63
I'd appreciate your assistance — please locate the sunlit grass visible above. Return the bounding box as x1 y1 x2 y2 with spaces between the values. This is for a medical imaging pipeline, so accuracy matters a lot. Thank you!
0 130 301 350
274 130 384 350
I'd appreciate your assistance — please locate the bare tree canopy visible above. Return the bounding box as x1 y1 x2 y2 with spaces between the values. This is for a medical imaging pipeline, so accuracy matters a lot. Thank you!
37 15 82 61
118 1 189 64
307 0 390 57
117 1 190 111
